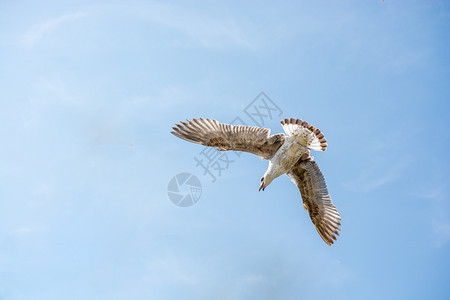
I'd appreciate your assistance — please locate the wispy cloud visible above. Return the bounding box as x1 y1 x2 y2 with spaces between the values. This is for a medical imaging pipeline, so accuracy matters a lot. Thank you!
9 227 32 237
137 3 255 49
432 220 450 247
342 155 414 193
31 78 80 105
144 254 199 286
341 125 417 193
419 185 450 247
19 12 87 46
18 78 80 131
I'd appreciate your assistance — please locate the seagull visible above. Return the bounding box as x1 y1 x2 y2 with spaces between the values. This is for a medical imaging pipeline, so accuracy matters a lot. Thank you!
171 117 341 246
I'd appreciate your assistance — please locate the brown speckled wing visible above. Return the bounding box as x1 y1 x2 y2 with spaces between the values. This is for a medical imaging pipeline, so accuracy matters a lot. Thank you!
171 118 285 160
287 160 341 246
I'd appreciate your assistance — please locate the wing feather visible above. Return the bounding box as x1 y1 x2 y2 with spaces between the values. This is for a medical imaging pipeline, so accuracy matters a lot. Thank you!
280 118 327 151
287 160 341 246
171 118 285 159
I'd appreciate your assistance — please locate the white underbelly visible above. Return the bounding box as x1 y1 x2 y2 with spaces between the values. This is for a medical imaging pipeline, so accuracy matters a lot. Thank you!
270 141 307 177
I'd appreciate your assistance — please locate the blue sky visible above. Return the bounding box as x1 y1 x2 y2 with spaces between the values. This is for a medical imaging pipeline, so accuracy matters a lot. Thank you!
1 1 449 299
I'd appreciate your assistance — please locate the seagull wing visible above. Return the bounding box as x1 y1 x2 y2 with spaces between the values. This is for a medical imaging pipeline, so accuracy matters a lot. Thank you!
171 118 285 159
287 160 341 246
280 118 327 151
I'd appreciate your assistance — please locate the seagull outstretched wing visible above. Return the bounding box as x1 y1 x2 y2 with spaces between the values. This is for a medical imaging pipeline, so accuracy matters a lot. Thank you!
287 160 341 246
171 118 285 160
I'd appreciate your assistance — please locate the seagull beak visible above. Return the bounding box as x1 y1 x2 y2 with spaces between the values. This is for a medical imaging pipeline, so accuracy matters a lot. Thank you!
258 181 265 192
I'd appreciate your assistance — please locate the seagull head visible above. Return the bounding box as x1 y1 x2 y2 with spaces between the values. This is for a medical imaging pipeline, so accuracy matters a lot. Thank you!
259 174 274 192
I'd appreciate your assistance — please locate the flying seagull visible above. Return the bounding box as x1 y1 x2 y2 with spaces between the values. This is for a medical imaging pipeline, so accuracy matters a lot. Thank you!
171 117 341 246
